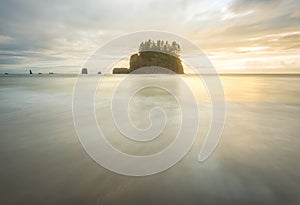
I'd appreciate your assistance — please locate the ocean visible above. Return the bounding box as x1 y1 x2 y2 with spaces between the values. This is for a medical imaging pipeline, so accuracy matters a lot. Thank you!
0 74 299 204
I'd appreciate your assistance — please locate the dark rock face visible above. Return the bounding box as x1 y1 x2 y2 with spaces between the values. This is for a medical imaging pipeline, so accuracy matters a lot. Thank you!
129 66 176 74
112 68 128 74
129 51 184 74
113 51 184 74
81 68 88 74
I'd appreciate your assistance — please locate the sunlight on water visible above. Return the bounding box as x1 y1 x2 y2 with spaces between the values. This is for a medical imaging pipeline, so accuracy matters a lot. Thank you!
0 74 299 204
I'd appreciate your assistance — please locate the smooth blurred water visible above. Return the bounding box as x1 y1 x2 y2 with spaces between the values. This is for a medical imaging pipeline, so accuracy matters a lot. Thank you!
0 74 299 205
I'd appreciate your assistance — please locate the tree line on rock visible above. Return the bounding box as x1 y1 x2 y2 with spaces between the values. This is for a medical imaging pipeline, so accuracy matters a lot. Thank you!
139 40 181 56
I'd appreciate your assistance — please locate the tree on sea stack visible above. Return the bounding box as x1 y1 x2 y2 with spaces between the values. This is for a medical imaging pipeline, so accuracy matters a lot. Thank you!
138 40 181 56
113 40 184 74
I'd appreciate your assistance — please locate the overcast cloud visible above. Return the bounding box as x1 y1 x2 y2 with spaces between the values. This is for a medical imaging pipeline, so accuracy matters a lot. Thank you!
0 0 299 73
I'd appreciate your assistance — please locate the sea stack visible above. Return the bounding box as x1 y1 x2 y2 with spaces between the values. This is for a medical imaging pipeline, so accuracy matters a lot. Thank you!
113 39 184 74
81 68 88 74
29 70 33 74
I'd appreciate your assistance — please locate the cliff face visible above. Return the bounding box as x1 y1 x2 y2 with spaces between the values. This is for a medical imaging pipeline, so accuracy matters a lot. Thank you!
129 51 184 74
112 67 128 74
112 51 184 74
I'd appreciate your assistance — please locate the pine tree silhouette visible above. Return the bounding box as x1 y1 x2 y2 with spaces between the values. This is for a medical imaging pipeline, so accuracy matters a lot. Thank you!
138 40 181 56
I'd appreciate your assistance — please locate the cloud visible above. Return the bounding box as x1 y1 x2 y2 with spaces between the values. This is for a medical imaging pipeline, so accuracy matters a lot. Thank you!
229 0 281 13
0 0 299 72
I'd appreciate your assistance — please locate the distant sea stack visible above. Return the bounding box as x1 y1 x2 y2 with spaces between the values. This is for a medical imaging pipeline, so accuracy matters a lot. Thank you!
81 68 88 74
29 69 33 74
113 68 128 74
113 40 184 74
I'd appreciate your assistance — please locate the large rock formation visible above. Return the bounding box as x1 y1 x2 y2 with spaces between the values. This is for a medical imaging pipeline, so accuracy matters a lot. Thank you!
113 51 184 74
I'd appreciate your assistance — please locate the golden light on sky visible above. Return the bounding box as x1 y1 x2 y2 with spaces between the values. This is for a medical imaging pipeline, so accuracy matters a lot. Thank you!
0 0 299 73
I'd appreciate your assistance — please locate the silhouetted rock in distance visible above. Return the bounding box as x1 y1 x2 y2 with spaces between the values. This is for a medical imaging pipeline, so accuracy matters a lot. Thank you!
81 68 88 74
113 68 128 74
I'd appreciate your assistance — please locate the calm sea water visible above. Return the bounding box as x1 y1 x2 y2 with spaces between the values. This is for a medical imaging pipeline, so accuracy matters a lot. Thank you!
0 74 299 205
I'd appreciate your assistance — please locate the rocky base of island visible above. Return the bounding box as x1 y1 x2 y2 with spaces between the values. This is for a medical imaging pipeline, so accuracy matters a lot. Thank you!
113 40 184 74
113 51 184 74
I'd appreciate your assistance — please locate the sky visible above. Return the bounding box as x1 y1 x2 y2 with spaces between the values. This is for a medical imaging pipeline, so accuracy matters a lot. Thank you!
0 0 300 73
